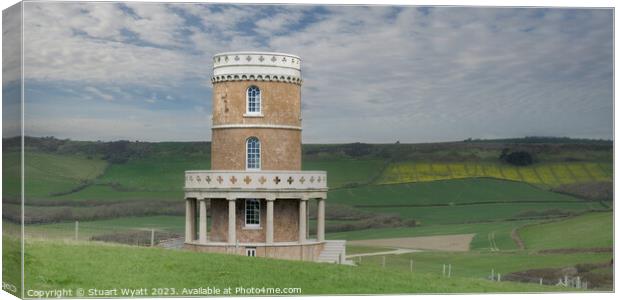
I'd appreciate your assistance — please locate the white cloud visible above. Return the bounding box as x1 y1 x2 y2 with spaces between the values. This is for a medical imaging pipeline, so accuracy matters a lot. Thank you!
15 3 614 142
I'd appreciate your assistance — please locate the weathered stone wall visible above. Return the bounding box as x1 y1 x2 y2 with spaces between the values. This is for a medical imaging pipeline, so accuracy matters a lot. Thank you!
212 81 301 126
273 199 299 242
209 199 227 242
183 243 324 262
211 80 301 171
209 199 300 243
211 128 301 171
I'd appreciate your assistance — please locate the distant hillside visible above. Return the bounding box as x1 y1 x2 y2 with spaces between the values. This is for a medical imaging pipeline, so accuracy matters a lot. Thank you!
3 136 613 164
3 136 611 225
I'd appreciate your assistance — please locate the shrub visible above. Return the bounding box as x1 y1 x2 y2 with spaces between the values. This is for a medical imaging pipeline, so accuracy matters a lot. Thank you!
500 149 534 166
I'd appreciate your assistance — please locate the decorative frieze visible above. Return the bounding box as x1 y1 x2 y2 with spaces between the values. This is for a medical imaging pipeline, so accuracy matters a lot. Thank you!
212 51 302 85
185 170 327 191
211 73 302 85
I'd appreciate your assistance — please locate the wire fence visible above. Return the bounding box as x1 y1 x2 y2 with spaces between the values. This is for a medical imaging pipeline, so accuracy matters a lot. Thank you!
16 221 184 248
351 255 592 290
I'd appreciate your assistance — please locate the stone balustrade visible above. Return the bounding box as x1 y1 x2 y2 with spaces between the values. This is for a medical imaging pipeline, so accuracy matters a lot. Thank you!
185 170 327 191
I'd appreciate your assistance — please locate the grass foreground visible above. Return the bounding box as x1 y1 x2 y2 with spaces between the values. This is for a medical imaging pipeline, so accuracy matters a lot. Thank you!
2 237 574 296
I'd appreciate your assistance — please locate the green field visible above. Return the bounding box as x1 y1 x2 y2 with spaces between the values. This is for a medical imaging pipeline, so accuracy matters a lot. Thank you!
328 178 605 224
355 250 612 282
518 212 613 250
96 157 210 193
344 212 614 290
2 237 569 296
3 138 614 294
303 159 385 188
330 178 586 207
15 216 186 240
365 201 606 225
3 152 108 198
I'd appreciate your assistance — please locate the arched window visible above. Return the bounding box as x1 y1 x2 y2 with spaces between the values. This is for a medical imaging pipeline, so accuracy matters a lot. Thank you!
246 137 260 170
246 86 261 114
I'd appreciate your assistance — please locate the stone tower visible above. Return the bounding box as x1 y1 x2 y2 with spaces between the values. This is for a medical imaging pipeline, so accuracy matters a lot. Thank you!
184 52 345 263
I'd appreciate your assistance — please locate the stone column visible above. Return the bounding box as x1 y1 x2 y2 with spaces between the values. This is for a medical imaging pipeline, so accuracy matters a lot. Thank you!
299 199 307 243
228 198 236 244
317 198 325 242
185 199 196 243
266 198 275 244
306 203 310 239
199 199 208 244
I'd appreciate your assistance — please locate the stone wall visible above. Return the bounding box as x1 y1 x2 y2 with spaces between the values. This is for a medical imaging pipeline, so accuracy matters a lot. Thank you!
183 243 324 262
211 128 301 171
212 81 301 126
210 80 301 171
209 198 300 243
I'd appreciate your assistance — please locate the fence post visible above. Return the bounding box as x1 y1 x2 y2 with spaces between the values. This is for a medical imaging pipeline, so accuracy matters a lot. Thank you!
491 269 494 281
75 221 79 241
564 275 568 287
410 259 413 273
150 229 155 247
539 278 543 285
576 276 581 289
448 264 452 278
443 264 446 277
584 281 588 289
382 256 386 268
497 273 501 282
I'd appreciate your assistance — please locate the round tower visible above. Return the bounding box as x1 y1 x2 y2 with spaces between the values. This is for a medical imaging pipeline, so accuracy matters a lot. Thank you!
183 52 342 263
210 52 303 171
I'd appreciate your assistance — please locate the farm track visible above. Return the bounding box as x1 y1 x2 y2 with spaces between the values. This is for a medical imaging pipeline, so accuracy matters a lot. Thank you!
348 234 475 252
346 248 420 258
511 228 525 250
487 231 499 251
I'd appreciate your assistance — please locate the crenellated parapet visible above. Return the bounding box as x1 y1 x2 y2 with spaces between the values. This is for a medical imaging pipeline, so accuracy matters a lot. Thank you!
212 51 302 85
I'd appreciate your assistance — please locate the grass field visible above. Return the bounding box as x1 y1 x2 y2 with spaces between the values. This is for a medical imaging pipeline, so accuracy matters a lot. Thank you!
518 212 613 250
302 159 385 188
378 161 612 188
3 137 614 294
3 152 108 198
328 178 606 224
330 178 585 207
95 157 210 193
365 201 606 225
14 216 186 240
3 237 570 296
355 250 612 283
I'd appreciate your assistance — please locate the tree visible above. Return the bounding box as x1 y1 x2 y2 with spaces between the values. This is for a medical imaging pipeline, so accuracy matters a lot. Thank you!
500 150 533 166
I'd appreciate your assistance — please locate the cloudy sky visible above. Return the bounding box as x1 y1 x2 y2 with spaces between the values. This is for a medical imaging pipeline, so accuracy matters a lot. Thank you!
3 2 613 143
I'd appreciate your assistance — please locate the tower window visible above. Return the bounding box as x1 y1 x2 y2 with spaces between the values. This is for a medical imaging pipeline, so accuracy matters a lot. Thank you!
246 86 261 114
245 199 260 227
246 137 261 170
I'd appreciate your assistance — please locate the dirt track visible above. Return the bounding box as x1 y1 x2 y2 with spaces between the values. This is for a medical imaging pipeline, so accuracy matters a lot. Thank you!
348 233 475 252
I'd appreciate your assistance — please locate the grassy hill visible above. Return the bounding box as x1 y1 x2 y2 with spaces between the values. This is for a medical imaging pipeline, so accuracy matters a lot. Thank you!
2 136 612 239
1 236 571 297
2 136 614 294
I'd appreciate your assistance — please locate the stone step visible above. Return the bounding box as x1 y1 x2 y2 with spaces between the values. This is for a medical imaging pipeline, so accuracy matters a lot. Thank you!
317 240 347 264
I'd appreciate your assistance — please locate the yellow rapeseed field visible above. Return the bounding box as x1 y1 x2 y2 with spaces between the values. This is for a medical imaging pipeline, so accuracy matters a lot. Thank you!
378 161 611 187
